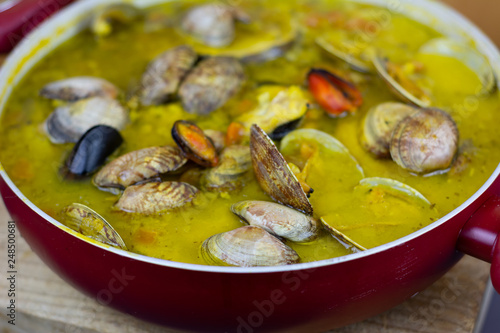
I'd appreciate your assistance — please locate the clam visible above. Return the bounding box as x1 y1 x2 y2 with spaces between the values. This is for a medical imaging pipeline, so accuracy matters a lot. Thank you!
184 4 296 64
139 45 198 106
307 68 363 117
419 38 496 94
181 4 251 48
178 57 245 115
200 226 300 267
390 108 459 174
250 124 313 215
315 32 375 73
240 38 295 64
235 85 309 139
280 128 365 178
171 120 219 167
115 181 199 214
93 146 187 192
43 97 128 144
355 177 431 207
62 125 123 179
373 55 431 108
62 203 127 250
231 201 320 243
40 76 119 102
204 145 252 191
203 129 225 152
319 217 367 252
91 3 142 38
360 102 417 158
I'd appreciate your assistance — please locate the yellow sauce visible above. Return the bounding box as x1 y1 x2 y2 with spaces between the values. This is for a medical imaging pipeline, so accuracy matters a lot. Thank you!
0 0 499 265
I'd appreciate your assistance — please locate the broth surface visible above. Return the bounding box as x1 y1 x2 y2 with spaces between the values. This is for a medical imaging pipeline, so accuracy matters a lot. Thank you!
1 0 499 265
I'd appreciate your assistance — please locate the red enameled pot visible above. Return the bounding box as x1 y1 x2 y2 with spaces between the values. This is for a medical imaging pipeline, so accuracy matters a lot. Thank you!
1 0 500 332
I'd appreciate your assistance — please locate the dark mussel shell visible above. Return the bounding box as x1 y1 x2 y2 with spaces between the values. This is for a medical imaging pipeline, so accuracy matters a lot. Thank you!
268 117 303 141
172 120 219 168
61 125 123 179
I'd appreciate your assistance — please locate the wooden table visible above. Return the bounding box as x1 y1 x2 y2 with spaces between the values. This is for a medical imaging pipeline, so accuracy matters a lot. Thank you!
0 197 490 333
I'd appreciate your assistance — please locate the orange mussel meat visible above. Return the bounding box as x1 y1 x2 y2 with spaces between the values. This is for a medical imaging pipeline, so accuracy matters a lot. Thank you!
307 68 363 116
172 120 219 167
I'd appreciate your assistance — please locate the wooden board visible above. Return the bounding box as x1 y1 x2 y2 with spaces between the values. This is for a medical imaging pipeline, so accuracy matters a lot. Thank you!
0 197 490 333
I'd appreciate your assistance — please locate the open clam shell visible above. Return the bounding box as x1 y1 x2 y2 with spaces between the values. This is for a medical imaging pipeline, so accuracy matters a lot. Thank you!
315 33 374 73
184 6 297 63
373 55 431 108
355 177 431 207
62 203 127 250
200 225 300 267
250 124 313 215
280 128 365 178
320 217 367 252
419 37 496 94
231 200 320 243
204 145 252 191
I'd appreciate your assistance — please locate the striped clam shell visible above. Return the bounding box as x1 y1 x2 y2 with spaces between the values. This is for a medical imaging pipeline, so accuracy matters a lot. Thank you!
93 146 187 192
115 181 199 214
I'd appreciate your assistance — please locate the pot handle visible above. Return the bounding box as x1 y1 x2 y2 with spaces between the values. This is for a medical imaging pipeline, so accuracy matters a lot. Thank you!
0 0 74 53
457 195 500 293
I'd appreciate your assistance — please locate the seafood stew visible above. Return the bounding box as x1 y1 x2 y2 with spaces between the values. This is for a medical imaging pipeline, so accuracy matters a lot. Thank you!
0 0 499 266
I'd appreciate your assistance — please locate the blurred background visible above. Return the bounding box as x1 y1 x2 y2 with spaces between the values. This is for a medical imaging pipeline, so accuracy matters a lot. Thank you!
441 0 500 46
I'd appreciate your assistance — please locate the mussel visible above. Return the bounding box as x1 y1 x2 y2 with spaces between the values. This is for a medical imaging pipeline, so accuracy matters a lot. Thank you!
200 226 300 267
235 85 309 139
62 203 127 250
115 181 199 214
231 201 319 243
178 57 245 115
93 146 187 193
250 124 313 215
62 125 123 179
204 145 252 191
172 120 219 167
140 45 198 106
40 76 119 102
307 68 363 117
360 102 417 158
390 108 459 174
43 97 128 144
181 4 250 47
